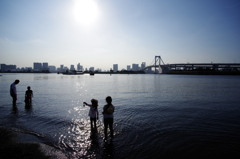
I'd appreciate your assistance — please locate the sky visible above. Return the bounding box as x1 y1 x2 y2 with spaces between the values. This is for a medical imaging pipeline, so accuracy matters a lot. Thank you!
1 0 240 71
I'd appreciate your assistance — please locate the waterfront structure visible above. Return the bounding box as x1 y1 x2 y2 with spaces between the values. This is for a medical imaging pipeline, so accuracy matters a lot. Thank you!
132 64 139 71
60 65 64 72
0 64 17 71
33 62 42 71
89 67 94 72
25 67 32 71
142 56 240 74
70 65 75 71
77 63 84 71
77 63 83 71
49 66 56 72
141 62 146 70
127 65 131 71
113 64 118 72
95 68 102 72
43 62 49 70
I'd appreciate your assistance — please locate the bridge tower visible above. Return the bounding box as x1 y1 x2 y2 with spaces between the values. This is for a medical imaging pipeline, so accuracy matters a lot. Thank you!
155 56 162 73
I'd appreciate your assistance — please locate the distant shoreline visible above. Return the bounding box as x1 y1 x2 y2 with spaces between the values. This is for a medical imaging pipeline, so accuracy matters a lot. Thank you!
167 70 240 75
1 70 240 75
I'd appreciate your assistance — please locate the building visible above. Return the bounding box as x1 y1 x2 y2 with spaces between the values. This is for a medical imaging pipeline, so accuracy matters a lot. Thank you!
127 65 131 71
70 65 75 71
60 65 64 72
95 68 102 72
33 62 42 71
132 64 139 71
77 63 83 71
42 62 49 70
0 64 17 71
25 67 32 71
113 64 118 72
49 66 56 72
89 67 94 72
77 63 80 71
64 67 69 71
141 62 146 70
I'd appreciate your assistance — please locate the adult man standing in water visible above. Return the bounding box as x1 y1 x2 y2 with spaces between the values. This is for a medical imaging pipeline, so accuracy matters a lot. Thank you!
10 79 20 105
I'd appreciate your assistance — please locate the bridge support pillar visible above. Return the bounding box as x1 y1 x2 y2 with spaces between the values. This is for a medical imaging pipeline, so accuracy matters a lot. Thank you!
155 56 161 74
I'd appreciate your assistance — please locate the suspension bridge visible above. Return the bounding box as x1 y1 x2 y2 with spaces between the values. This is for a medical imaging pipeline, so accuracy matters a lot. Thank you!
143 56 240 74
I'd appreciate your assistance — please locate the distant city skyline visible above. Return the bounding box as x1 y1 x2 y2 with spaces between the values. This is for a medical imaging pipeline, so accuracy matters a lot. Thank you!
1 0 240 70
0 61 147 72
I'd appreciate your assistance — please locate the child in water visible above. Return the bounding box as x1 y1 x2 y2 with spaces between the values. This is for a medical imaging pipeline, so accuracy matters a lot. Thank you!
25 86 33 104
83 99 99 129
102 96 115 139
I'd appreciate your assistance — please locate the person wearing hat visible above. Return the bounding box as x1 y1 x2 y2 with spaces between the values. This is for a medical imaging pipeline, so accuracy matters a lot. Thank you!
83 99 99 129
10 79 20 105
102 96 115 140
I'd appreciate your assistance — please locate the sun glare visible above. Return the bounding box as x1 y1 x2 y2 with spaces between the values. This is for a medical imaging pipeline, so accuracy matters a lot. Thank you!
73 0 100 25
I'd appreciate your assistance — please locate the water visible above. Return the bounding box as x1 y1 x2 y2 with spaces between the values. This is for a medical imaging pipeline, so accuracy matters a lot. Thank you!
0 73 240 158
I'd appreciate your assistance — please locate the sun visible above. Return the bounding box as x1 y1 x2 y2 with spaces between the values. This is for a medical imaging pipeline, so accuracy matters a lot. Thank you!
72 0 100 25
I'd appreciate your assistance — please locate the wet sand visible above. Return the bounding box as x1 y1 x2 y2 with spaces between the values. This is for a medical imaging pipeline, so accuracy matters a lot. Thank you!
0 127 67 159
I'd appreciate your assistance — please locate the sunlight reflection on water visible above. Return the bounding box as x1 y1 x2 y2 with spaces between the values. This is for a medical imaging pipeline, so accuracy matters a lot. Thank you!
1 74 240 158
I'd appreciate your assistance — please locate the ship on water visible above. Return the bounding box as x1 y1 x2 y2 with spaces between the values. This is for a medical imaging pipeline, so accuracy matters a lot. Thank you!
62 70 84 75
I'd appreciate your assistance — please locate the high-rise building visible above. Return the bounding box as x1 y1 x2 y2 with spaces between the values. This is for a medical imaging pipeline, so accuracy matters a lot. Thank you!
77 63 83 71
113 64 118 72
127 65 131 71
70 65 75 70
42 62 48 70
34 62 42 71
141 62 146 70
132 64 139 71
89 67 94 72
60 65 64 72
77 63 80 71
0 64 17 71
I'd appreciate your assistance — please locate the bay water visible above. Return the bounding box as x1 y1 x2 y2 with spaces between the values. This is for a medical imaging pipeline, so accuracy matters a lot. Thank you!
0 73 240 158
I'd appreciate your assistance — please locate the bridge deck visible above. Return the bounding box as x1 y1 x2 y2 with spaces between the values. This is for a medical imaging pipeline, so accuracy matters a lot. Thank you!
144 63 240 69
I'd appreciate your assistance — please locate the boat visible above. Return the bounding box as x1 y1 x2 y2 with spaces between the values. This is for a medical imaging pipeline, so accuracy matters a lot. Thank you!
62 70 84 75
90 71 94 75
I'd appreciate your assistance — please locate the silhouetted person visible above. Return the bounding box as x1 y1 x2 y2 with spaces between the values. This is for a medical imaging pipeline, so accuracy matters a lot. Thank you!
25 86 33 105
10 79 20 105
102 96 115 140
83 99 99 129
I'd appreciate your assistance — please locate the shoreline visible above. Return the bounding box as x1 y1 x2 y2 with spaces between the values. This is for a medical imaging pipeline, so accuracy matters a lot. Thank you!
0 127 67 159
167 70 240 75
1 70 240 75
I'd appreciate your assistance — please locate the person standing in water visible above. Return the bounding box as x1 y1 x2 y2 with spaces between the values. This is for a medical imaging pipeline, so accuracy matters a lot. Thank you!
83 99 99 129
10 79 20 105
25 86 33 104
102 96 115 140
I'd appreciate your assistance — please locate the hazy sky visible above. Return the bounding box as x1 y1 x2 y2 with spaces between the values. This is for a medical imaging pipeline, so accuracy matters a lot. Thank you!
1 0 240 70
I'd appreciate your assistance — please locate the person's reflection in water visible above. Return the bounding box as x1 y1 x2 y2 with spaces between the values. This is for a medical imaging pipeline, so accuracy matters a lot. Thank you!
11 105 18 116
25 102 32 112
102 140 114 159
90 128 99 146
86 128 101 158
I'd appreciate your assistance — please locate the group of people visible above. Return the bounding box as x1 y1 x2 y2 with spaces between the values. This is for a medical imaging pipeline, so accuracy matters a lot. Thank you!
10 79 33 106
10 79 115 140
84 96 115 140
